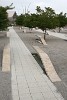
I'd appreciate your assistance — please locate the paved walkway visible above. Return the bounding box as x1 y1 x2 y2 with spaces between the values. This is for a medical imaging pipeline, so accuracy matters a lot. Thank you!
10 27 64 100
47 31 67 40
34 29 67 40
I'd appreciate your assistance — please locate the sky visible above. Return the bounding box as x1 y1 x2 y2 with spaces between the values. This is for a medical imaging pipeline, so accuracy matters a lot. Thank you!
0 0 67 15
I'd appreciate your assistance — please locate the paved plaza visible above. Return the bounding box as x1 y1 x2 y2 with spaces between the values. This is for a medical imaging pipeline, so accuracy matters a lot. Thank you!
10 27 64 100
14 26 67 100
0 27 66 100
34 29 67 40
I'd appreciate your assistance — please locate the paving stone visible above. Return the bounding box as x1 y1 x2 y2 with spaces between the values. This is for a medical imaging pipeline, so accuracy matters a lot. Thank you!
12 95 19 100
31 93 44 100
10 27 64 100
20 93 32 100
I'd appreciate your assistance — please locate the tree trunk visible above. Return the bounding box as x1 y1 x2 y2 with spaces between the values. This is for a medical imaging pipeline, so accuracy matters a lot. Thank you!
59 27 61 33
44 33 46 40
44 29 46 40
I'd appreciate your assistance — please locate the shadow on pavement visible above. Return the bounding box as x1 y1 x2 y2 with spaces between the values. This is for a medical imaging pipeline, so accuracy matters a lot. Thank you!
54 81 67 100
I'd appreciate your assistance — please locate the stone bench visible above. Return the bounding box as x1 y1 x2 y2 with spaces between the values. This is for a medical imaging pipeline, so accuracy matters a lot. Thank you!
33 46 61 82
35 35 47 45
2 44 10 72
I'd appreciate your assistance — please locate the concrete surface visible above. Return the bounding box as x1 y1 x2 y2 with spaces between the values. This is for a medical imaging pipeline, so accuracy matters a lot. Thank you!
33 46 61 82
10 27 64 100
14 26 67 100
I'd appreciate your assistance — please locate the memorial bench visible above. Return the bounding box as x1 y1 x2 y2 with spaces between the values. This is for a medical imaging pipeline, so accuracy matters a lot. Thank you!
35 34 47 45
33 46 61 82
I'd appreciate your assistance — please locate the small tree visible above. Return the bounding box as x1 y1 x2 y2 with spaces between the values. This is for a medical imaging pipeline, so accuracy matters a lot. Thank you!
23 14 35 32
5 3 15 10
23 14 32 31
29 14 38 29
36 7 59 39
0 3 14 31
36 6 44 14
16 14 24 27
57 12 67 32
0 6 8 30
24 13 39 32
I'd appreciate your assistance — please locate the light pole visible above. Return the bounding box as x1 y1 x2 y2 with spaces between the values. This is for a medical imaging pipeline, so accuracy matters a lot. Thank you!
27 2 31 13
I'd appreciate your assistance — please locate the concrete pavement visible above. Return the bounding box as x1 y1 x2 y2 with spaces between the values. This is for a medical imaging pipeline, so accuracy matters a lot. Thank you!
34 29 67 40
47 31 67 40
10 27 64 100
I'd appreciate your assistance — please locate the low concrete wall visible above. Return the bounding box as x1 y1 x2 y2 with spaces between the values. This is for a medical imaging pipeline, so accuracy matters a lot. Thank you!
2 44 10 72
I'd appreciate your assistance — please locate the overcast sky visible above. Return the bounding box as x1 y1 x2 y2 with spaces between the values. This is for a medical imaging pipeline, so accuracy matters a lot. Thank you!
0 0 67 15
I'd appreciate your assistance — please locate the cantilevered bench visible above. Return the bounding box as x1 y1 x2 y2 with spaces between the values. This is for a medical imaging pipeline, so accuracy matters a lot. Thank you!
33 46 61 82
2 44 10 72
35 35 47 45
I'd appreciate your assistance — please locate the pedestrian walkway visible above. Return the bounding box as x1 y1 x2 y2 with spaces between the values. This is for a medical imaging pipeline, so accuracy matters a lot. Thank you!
34 29 67 40
47 31 67 40
10 27 64 100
